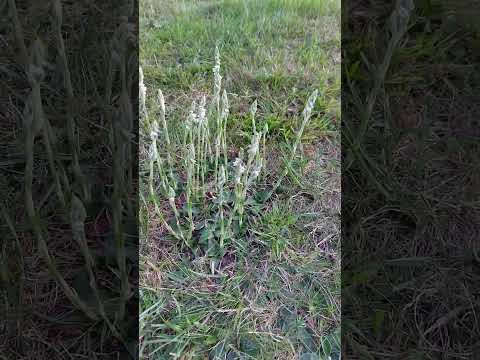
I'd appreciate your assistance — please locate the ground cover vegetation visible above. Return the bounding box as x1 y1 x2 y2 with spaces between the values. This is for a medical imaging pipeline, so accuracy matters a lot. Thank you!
139 0 341 359
342 0 480 358
1 0 139 358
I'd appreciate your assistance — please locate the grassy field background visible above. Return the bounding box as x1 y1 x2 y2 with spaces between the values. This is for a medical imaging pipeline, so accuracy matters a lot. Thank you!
139 0 340 359
343 0 480 358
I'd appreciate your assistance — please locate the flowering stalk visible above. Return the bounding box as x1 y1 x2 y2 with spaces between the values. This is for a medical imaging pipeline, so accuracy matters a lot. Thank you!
185 144 195 241
158 89 176 189
238 131 261 227
148 143 182 241
269 90 318 199
52 0 88 202
227 153 246 232
139 66 147 120
218 165 226 249
21 35 95 320
197 96 207 194
167 186 185 241
221 90 230 171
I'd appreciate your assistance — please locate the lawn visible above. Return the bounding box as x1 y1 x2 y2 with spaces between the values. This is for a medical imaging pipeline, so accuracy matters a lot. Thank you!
139 0 341 359
342 0 480 358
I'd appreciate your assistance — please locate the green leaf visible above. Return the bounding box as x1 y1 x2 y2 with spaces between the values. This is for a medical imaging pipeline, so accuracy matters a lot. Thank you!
239 335 259 356
254 190 270 203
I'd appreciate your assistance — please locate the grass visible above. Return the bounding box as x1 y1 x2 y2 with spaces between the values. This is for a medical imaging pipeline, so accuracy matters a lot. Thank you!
1 1 138 358
139 0 341 359
343 0 480 358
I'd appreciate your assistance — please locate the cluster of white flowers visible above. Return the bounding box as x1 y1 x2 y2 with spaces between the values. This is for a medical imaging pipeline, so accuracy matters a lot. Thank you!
302 89 318 121
186 101 197 130
221 90 229 120
248 133 261 158
197 95 207 126
157 89 166 116
233 157 246 184
168 185 176 203
150 119 159 140
250 159 262 181
139 66 146 114
213 45 222 100
218 164 226 188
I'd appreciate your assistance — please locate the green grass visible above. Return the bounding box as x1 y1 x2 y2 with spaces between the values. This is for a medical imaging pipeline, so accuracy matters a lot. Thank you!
140 0 340 139
1 1 138 358
139 0 340 359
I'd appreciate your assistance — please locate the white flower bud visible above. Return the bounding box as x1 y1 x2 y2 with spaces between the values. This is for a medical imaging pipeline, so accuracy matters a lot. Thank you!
157 89 166 115
168 186 175 202
150 120 159 139
218 165 226 187
213 46 222 98
221 90 229 119
248 133 261 158
139 67 147 112
233 158 245 184
198 95 207 125
302 89 318 120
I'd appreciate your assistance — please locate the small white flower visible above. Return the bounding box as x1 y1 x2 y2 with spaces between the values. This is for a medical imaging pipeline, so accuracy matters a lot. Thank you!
213 46 222 97
302 89 318 120
139 67 147 112
218 165 226 187
147 142 156 160
232 157 243 167
186 101 197 129
186 144 196 165
168 186 175 202
157 89 165 115
221 90 229 119
233 158 246 184
251 160 262 180
197 95 207 125
248 133 261 157
150 120 159 139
